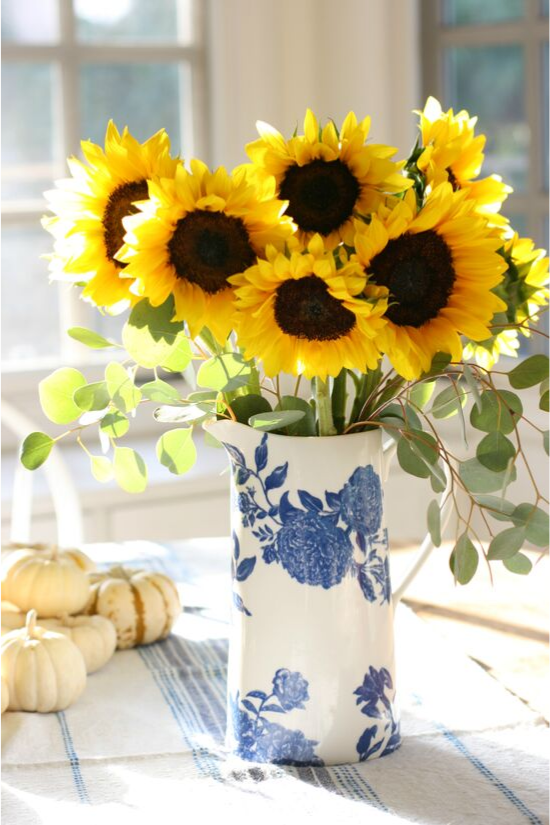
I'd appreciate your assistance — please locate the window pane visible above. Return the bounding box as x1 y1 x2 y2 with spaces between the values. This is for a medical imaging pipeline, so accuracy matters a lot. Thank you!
79 63 186 154
1 0 59 43
442 0 524 25
508 213 528 237
75 0 193 44
1 225 61 363
445 45 528 191
1 63 62 202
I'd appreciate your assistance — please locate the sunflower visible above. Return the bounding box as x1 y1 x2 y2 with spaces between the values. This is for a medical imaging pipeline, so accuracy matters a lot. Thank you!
245 109 412 249
415 97 511 227
353 185 508 380
117 160 294 343
43 122 179 310
229 234 388 380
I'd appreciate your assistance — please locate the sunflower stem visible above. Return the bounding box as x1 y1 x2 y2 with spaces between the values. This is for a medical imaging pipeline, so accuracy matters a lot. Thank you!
331 370 347 434
315 377 337 436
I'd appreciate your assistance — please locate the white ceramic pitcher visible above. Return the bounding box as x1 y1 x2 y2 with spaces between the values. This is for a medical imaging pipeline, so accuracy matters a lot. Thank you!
207 420 451 767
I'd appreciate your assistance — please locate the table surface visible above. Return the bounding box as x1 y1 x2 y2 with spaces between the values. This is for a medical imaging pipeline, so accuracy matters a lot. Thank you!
1 539 548 825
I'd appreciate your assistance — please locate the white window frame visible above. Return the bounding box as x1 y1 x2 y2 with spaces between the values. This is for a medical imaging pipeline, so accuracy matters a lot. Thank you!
1 0 209 392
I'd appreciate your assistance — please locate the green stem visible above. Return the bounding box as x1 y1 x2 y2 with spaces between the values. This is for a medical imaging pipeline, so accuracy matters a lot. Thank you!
315 377 337 436
331 370 347 434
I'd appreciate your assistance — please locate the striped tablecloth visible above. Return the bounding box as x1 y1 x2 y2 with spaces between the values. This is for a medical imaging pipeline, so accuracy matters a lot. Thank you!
2 539 548 825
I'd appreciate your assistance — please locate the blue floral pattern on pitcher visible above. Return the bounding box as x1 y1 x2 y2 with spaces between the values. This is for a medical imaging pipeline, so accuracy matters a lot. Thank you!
227 434 391 603
230 668 324 766
353 666 401 761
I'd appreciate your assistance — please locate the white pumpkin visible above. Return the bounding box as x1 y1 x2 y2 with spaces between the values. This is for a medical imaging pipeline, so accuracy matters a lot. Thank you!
2 542 95 573
1 675 8 713
84 565 181 649
40 614 116 673
1 601 26 635
1 610 87 712
1 549 90 617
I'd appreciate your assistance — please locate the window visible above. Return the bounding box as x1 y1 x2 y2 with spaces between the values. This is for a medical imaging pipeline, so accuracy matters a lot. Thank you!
421 0 548 242
1 0 207 372
421 0 549 353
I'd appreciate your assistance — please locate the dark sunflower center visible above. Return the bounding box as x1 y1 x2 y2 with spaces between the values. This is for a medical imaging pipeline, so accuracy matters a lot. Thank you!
103 179 149 268
279 159 360 235
274 275 356 341
167 210 256 294
368 230 455 328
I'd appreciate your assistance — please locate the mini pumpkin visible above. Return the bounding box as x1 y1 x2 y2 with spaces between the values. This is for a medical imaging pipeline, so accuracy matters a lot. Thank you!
1 601 26 635
2 542 95 573
1 548 90 617
1 610 87 712
84 565 181 649
40 614 117 673
1 675 8 713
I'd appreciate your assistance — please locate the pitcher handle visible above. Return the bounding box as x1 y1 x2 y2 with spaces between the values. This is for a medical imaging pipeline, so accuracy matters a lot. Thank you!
382 438 454 605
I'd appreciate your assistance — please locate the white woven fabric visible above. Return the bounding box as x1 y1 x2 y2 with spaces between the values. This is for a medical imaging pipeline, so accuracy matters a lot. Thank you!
2 540 548 825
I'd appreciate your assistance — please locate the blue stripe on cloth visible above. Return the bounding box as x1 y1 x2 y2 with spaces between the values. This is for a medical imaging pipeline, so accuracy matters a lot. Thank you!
137 643 223 781
411 693 544 825
434 723 544 825
56 711 90 805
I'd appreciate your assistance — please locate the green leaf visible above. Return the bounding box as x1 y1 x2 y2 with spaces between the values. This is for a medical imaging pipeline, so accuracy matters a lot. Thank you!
39 367 86 424
544 431 549 456
540 390 549 412
248 410 306 433
153 404 209 424
90 455 114 483
156 428 197 475
476 432 516 472
230 394 272 425
105 362 142 413
507 354 549 389
510 503 549 547
410 380 436 409
20 432 54 470
140 379 181 404
74 381 110 412
487 527 526 560
474 495 516 522
407 429 439 465
100 411 129 438
430 382 467 419
397 437 430 478
462 363 482 413
470 390 522 435
160 335 192 373
427 499 441 547
197 353 252 392
421 351 452 378
275 396 316 436
68 327 115 349
503 553 533 575
459 457 517 493
113 447 148 493
122 296 189 369
450 533 479 584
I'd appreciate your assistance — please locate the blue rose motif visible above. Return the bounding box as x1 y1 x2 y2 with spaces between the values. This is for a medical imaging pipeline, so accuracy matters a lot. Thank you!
272 669 309 711
276 511 353 588
339 466 382 537
354 665 393 717
255 720 322 766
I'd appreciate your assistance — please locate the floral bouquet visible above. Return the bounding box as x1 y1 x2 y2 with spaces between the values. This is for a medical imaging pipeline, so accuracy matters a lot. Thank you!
23 97 549 584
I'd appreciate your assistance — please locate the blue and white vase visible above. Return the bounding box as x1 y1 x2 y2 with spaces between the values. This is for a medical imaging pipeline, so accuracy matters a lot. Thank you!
208 420 407 766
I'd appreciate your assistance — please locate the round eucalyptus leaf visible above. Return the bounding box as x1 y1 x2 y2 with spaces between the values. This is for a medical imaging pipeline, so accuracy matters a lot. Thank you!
114 447 148 493
20 432 54 470
507 354 549 389
476 432 516 473
449 534 478 584
156 428 197 475
39 367 86 424
503 553 533 575
487 527 526 560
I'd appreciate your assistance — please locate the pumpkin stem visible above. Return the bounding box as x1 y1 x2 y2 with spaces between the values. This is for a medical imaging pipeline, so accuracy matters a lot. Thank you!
25 609 38 638
109 565 130 580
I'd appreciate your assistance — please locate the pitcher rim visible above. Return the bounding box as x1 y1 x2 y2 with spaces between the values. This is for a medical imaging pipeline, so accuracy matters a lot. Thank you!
204 418 384 444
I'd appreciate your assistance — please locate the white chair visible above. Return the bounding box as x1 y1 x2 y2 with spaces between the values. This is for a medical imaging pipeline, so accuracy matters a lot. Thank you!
1 399 84 546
